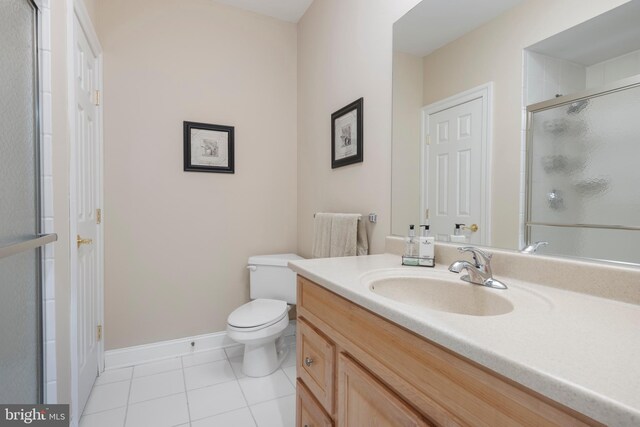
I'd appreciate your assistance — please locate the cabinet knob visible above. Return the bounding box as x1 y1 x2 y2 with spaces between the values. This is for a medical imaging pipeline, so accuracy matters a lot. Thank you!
304 357 314 367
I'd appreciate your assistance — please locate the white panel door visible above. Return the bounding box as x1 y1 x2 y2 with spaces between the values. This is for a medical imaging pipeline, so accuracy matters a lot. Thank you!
74 16 100 415
427 97 483 243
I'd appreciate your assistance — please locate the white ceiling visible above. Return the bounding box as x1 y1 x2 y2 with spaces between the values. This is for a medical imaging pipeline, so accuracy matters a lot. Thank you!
394 0 525 57
215 0 314 23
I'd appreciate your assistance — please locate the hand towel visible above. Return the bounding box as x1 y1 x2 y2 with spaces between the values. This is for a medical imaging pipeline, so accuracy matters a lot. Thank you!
312 213 369 258
312 213 333 258
356 218 369 256
329 214 360 257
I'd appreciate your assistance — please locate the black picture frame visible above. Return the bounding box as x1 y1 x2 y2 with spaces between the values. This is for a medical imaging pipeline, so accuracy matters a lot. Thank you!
183 121 235 174
331 98 363 169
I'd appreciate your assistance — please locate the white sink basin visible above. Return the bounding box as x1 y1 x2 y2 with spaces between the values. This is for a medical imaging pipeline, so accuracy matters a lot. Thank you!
362 269 514 316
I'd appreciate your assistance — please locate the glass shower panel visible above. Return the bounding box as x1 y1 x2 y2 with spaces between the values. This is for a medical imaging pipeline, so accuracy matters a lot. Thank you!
529 85 640 227
0 0 42 403
0 252 40 403
527 80 640 264
528 225 639 265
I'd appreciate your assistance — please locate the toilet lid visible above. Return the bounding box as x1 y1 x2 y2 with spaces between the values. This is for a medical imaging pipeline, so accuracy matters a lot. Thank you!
228 299 288 329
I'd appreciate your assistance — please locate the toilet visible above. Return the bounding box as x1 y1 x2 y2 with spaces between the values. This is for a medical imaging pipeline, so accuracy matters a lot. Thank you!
227 253 303 377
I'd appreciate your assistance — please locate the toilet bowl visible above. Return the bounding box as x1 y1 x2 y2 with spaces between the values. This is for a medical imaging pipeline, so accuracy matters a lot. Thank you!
226 254 303 377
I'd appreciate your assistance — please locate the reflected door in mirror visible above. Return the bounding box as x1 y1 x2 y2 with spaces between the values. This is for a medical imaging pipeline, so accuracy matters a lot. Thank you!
425 97 483 244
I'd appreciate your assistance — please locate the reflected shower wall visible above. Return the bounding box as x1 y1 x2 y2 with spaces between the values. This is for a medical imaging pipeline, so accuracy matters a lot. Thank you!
526 77 640 265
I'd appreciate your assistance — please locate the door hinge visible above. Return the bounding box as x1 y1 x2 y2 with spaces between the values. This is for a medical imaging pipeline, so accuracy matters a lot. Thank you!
97 325 102 341
426 135 431 145
425 209 430 220
95 90 100 106
96 208 102 225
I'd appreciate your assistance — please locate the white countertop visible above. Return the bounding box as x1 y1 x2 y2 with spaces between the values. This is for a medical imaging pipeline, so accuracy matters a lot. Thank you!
289 254 640 427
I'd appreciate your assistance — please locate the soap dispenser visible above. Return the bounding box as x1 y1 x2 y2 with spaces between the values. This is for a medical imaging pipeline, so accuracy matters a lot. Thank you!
402 225 419 266
450 223 468 243
418 225 435 267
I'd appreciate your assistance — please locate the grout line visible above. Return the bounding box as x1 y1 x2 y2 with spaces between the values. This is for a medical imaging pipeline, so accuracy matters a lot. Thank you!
282 367 296 388
183 355 231 371
246 407 259 427
228 349 257 426
132 367 183 379
127 390 187 407
188 405 255 425
180 357 193 425
189 400 250 423
185 375 238 393
92 377 131 388
122 376 133 427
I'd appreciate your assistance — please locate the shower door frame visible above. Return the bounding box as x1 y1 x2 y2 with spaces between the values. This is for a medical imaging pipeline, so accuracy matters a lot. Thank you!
0 0 58 404
524 74 640 246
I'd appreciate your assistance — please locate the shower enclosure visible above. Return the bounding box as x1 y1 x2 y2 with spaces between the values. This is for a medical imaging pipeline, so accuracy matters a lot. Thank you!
0 0 57 403
526 75 640 265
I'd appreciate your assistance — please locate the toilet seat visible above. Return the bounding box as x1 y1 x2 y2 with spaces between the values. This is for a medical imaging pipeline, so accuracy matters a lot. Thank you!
227 299 288 332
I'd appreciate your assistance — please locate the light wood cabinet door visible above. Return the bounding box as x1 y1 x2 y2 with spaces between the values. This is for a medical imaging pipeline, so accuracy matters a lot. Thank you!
337 353 433 427
297 319 335 414
297 380 333 427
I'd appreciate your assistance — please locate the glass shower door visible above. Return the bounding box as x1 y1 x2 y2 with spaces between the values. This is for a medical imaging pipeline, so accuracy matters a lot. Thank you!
0 0 56 404
526 78 640 264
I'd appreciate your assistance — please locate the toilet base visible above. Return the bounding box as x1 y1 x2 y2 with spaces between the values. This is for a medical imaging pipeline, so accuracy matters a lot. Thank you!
242 334 288 377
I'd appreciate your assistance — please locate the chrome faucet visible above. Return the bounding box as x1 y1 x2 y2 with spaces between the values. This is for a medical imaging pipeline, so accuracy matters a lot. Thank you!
521 241 548 254
448 246 507 290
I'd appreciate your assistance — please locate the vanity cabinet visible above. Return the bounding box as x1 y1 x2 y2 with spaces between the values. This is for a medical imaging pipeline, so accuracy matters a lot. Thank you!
295 275 603 427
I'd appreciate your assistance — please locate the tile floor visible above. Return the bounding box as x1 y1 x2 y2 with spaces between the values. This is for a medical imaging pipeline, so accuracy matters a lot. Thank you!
80 343 297 427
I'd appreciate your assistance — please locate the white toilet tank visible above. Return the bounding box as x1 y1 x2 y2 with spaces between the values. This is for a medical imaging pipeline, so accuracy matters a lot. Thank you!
248 253 304 304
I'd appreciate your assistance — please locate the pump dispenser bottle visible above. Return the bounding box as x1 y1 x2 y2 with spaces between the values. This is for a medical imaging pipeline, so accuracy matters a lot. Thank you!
451 223 468 243
418 225 435 267
402 225 419 266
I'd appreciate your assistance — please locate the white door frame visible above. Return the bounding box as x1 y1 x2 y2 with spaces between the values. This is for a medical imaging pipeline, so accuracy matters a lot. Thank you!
420 83 493 246
67 0 103 424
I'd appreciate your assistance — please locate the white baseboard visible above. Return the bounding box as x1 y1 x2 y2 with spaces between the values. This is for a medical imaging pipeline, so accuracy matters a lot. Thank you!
104 320 296 370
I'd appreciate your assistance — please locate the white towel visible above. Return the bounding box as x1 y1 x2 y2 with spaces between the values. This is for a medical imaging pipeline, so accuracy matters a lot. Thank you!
312 213 333 258
312 213 369 258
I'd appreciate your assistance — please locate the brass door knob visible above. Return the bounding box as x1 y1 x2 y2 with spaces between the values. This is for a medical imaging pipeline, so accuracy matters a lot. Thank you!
77 235 93 248
464 224 479 233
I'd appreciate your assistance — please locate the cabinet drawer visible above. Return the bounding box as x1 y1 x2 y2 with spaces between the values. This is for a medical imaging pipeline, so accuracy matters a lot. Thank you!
297 380 333 427
297 318 335 414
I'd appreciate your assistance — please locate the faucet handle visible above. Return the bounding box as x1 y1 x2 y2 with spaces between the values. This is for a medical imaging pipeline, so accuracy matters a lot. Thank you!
521 241 548 254
457 246 492 267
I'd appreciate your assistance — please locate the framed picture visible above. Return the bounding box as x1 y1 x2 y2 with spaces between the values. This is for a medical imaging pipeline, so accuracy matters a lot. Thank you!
331 97 363 169
183 121 234 173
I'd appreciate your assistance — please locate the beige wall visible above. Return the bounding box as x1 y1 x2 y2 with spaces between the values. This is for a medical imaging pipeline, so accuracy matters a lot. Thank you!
80 0 97 25
391 52 423 235
51 0 72 405
297 0 422 257
420 0 629 249
96 0 298 350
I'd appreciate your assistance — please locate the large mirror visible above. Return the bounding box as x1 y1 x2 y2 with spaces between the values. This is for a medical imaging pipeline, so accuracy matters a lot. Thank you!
392 0 640 265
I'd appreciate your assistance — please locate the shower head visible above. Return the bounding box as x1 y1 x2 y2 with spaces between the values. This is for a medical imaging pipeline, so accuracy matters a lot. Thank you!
567 99 589 114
